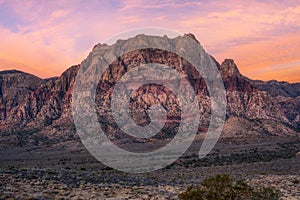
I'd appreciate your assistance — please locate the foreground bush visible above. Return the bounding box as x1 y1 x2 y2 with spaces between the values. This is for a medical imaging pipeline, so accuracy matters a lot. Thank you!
179 174 280 200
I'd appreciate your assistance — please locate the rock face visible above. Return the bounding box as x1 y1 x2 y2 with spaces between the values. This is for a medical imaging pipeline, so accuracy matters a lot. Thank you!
250 79 300 129
220 59 290 124
0 66 80 147
0 70 43 122
0 34 299 148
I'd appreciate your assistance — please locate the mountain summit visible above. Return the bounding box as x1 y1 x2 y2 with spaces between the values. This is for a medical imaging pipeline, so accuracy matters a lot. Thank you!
220 59 241 77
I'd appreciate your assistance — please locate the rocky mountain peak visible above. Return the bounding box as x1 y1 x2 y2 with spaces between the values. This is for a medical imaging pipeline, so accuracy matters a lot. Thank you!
0 69 25 75
0 69 43 98
220 58 241 77
183 33 199 43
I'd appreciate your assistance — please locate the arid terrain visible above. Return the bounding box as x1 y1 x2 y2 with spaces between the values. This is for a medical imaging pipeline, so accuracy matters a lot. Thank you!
1 136 299 199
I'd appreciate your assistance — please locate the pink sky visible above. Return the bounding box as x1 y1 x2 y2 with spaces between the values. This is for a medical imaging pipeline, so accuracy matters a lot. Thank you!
0 0 299 82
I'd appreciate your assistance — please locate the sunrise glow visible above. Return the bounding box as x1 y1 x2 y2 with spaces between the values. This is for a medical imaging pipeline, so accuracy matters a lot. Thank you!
0 0 299 82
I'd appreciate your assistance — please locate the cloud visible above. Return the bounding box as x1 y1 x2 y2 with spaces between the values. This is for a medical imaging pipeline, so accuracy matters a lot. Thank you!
0 0 299 82
0 25 80 78
119 15 143 24
51 9 70 19
119 0 202 11
212 31 300 83
251 62 300 83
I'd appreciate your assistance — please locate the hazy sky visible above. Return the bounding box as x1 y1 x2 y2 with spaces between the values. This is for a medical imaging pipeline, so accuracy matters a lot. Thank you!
0 0 299 82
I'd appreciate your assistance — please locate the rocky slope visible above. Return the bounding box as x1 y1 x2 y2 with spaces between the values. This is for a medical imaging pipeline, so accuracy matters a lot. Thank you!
250 79 300 129
0 34 299 148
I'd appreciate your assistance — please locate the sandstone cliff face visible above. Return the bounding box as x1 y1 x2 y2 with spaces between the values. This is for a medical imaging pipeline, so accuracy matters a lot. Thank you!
0 70 42 122
252 80 300 98
0 34 299 148
251 79 300 129
0 66 80 128
0 66 80 147
220 59 289 123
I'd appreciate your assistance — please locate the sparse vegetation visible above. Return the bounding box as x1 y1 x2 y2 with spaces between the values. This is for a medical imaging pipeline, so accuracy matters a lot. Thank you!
179 174 280 200
1 138 298 199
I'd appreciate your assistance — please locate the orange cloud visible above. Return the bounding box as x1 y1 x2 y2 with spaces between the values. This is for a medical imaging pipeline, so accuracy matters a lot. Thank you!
213 31 300 82
176 3 300 82
253 64 300 83
0 26 85 78
0 0 299 83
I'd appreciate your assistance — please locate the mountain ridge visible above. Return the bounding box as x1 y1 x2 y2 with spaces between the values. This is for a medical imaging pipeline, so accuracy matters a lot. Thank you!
2 65 299 85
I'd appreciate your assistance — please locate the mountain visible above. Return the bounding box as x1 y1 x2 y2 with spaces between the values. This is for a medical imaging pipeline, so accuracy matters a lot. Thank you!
0 34 299 149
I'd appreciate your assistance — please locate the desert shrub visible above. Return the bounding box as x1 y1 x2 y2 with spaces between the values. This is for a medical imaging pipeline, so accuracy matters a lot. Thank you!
179 174 280 200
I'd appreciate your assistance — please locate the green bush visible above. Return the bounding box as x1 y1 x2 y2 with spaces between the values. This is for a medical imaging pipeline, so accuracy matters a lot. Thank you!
179 174 280 200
